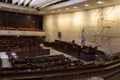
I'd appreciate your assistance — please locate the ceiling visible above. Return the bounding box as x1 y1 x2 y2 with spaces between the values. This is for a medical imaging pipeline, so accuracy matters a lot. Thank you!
0 0 120 15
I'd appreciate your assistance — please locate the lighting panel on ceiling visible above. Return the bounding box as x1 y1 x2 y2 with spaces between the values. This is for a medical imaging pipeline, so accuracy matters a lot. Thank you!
34 0 62 8
24 0 31 6
18 0 25 6
41 0 87 10
29 0 47 7
12 0 87 10
12 0 19 4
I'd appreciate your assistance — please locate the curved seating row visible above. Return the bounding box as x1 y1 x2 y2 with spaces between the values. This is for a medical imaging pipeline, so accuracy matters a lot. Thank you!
43 40 107 62
0 59 119 80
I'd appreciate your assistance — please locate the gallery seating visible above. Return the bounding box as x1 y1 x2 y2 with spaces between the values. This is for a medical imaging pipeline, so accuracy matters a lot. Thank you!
0 36 43 52
19 27 41 31
0 26 41 31
0 26 15 30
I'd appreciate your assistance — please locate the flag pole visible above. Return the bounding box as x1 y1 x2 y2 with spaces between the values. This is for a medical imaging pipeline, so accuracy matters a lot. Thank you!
81 26 86 47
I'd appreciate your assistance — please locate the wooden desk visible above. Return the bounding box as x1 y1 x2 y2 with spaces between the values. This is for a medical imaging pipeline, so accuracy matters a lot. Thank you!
0 59 119 80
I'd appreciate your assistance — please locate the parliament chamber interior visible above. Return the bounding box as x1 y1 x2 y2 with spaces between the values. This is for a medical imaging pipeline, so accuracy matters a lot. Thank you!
0 0 120 80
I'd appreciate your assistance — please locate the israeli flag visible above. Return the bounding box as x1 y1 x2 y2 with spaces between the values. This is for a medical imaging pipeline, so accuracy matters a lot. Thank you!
81 27 86 46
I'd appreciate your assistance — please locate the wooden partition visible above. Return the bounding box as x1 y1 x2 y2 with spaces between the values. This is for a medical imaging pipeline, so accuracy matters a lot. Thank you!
13 49 50 59
0 59 119 80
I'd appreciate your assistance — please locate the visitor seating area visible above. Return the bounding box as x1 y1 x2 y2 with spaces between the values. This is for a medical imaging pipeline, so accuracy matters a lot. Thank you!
0 26 14 30
0 36 42 52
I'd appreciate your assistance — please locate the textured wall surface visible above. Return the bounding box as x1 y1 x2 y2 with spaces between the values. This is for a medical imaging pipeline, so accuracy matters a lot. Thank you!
44 5 120 55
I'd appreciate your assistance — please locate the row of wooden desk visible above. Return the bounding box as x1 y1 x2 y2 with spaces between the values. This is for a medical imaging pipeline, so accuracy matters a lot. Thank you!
0 59 119 80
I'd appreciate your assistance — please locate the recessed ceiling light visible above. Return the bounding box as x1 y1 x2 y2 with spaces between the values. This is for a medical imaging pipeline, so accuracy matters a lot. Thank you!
84 4 89 7
73 6 78 8
66 8 69 10
58 9 61 11
97 1 103 4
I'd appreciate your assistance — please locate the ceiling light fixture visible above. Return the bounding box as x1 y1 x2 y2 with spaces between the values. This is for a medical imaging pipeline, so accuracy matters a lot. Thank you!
97 1 103 4
42 0 87 10
84 4 89 7
66 8 69 10
73 6 78 8
58 9 61 11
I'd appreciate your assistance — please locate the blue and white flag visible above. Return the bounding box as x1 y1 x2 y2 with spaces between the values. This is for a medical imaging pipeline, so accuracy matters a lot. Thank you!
81 27 86 46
